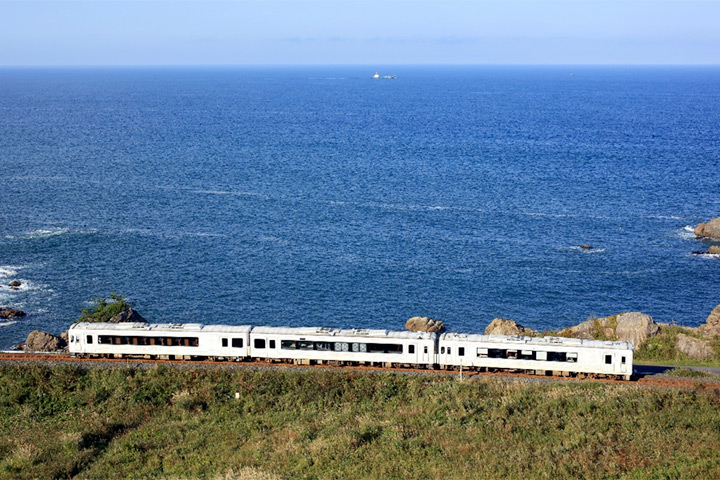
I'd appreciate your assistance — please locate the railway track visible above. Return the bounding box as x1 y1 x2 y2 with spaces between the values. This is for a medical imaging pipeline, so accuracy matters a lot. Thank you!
1 351 718 391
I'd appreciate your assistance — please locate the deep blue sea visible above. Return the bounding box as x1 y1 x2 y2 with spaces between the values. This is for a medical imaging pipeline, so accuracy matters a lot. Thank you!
1 66 719 348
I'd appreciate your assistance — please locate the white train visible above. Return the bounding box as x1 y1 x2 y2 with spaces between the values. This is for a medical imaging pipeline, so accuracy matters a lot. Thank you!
68 322 634 380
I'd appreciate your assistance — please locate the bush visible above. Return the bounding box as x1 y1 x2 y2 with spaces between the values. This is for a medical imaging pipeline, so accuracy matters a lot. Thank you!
78 293 133 323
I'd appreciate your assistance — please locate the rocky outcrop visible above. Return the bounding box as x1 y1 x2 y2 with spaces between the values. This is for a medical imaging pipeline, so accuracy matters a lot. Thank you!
0 307 26 319
108 307 147 323
485 318 537 336
709 246 720 255
405 316 445 333
699 304 720 337
9 281 21 289
564 312 659 347
676 334 714 360
615 312 660 348
580 244 592 249
25 330 65 352
695 217 720 240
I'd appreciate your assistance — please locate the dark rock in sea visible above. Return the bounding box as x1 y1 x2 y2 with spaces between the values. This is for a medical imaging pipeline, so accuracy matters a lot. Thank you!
405 316 445 333
695 217 720 240
0 307 27 319
9 280 21 289
692 246 720 255
25 330 66 352
485 318 538 336
580 244 592 249
108 307 147 323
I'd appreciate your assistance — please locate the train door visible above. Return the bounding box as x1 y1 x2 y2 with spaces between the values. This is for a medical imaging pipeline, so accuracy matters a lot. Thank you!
421 343 432 365
616 353 627 375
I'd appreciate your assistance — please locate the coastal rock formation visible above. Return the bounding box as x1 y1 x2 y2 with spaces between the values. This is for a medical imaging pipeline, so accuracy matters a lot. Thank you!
699 304 720 337
709 246 720 255
405 316 445 333
580 244 592 250
108 307 147 323
694 217 720 240
25 330 65 352
485 318 537 336
676 334 713 360
565 312 659 347
0 307 26 319
615 312 660 348
9 280 21 289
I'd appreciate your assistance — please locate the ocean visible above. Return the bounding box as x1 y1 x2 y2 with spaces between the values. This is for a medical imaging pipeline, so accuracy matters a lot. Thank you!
1 66 719 348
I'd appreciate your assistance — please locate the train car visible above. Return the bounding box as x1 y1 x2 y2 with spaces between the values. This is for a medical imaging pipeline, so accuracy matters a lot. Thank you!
249 326 436 367
68 322 252 360
438 333 633 380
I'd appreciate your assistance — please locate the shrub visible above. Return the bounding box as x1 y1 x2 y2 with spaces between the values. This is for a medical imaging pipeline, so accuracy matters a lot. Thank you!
78 293 133 323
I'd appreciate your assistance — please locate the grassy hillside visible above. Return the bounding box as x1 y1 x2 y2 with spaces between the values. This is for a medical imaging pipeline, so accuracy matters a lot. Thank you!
1 365 719 479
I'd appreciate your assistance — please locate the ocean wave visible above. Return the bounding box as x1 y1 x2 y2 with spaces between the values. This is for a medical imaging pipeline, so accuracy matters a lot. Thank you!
0 321 18 328
0 280 49 294
678 226 697 240
192 189 269 199
648 215 683 220
569 246 606 254
0 266 22 278
693 253 720 260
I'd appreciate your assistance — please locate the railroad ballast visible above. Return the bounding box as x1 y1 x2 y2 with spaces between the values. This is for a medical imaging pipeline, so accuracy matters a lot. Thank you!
68 322 634 380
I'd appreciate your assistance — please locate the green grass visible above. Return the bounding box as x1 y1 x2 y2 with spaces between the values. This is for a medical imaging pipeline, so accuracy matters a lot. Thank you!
634 326 720 366
665 368 720 380
1 365 719 479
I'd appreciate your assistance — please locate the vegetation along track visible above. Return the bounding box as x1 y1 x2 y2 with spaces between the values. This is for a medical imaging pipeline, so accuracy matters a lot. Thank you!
0 351 717 392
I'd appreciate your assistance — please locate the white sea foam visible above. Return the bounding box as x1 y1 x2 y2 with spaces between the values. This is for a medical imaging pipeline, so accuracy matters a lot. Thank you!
649 215 683 220
694 253 720 260
0 321 18 328
193 189 268 199
0 266 21 278
569 246 606 254
25 228 70 238
678 226 697 240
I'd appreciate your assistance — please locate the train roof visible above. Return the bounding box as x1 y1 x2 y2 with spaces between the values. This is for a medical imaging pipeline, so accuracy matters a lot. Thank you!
440 332 633 351
70 322 253 333
250 325 435 340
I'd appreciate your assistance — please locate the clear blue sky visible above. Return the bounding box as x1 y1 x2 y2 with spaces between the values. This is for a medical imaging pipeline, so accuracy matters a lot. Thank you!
1 0 718 65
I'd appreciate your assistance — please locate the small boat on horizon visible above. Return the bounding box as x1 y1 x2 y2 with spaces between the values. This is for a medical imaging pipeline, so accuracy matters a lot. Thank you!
372 72 396 79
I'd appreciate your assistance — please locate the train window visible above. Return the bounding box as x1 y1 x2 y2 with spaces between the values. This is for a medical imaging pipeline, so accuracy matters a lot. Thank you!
316 342 332 351
254 339 266 349
536 351 548 361
86 335 93 344
459 347 465 357
367 343 402 354
621 356 626 364
409 345 415 354
477 348 488 358
447 347 451 355
232 338 243 348
269 340 276 349
567 352 578 363
424 346 428 354
441 347 445 354
222 338 228 347
605 355 612 365
507 350 518 359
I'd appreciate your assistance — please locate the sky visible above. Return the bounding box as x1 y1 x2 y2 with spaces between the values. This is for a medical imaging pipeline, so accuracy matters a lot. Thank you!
0 0 718 66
